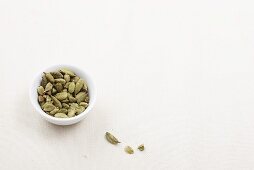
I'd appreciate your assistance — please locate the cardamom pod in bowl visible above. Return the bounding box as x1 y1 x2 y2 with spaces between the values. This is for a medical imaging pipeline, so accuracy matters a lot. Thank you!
29 64 96 125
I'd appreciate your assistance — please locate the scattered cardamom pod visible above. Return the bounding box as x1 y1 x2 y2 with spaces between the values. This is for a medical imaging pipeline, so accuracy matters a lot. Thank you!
105 132 120 145
104 132 144 155
37 86 44 95
45 72 55 83
137 144 144 151
54 113 68 118
60 68 76 77
125 146 134 154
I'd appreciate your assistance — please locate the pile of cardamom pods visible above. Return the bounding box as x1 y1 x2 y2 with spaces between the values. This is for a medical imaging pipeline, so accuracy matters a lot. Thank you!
37 68 89 118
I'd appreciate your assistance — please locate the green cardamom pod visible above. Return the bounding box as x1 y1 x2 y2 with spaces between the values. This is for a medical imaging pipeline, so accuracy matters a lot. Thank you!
125 146 134 154
41 75 48 88
72 76 80 83
83 83 88 91
68 82 75 93
55 78 66 84
49 108 59 115
60 68 76 77
57 108 68 114
76 106 85 115
52 88 57 94
105 132 120 145
45 72 55 83
55 92 68 101
40 101 46 107
64 82 70 88
69 103 79 109
46 95 52 102
50 71 63 79
61 99 69 103
37 86 44 95
137 144 145 151
54 113 68 118
75 79 84 95
75 92 86 103
44 82 53 92
38 95 45 102
55 83 63 92
68 94 77 103
79 102 88 108
67 108 76 117
85 96 89 103
51 95 62 108
42 103 56 112
64 74 70 83
62 103 69 109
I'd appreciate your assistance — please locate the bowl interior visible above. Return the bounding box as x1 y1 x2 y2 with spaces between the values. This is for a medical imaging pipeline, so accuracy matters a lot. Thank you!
30 65 96 124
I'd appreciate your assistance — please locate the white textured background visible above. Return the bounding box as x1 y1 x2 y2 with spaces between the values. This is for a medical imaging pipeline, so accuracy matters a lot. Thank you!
1 0 254 169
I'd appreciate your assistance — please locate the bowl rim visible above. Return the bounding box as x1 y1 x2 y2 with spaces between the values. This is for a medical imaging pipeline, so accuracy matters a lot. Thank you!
29 64 96 123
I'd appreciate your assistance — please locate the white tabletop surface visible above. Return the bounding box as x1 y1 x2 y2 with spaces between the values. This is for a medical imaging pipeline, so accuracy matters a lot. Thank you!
1 0 254 170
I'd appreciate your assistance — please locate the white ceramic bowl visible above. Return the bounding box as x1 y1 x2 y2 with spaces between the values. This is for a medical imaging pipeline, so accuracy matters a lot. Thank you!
29 64 96 125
